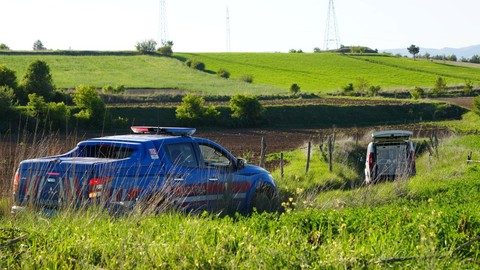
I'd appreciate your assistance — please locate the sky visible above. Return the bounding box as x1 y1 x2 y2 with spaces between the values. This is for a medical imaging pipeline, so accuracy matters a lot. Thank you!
1 0 479 53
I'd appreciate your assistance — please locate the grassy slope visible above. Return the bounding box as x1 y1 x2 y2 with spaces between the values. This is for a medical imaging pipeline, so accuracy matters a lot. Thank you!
0 54 285 95
176 53 480 92
1 53 479 95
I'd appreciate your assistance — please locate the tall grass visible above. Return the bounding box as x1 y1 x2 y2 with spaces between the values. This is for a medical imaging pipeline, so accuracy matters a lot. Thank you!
1 129 480 268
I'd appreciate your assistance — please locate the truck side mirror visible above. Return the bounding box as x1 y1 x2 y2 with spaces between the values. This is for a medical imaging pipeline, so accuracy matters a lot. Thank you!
237 158 247 169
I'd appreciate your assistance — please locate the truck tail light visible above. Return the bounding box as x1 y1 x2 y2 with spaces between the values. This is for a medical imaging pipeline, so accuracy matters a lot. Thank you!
368 152 374 170
88 177 112 198
13 170 20 194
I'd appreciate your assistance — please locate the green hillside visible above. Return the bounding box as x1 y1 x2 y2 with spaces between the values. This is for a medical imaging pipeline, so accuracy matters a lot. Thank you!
1 52 479 95
0 54 284 95
176 53 480 92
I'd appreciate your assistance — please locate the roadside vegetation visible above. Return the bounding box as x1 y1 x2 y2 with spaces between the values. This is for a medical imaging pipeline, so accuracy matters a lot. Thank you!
1 119 480 268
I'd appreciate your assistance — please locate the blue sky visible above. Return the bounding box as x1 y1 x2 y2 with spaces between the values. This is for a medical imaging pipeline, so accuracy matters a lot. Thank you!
2 0 479 52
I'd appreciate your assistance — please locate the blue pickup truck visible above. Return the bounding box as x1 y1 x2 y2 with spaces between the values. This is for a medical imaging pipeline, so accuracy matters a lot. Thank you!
12 127 278 215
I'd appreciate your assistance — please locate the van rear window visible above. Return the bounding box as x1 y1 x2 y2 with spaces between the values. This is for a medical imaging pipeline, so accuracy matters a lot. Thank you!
80 145 135 159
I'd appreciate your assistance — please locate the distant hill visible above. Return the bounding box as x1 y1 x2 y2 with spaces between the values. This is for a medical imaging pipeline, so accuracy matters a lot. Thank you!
382 44 480 59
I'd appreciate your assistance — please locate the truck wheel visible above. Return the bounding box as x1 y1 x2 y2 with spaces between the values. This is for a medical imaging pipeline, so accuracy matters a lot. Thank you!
251 185 277 213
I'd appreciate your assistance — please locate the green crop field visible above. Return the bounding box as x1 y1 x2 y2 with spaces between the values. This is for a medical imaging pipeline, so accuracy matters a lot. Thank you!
1 52 479 95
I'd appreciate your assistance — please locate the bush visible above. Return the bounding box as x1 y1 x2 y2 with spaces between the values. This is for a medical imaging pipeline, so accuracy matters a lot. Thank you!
0 86 15 115
432 76 447 97
157 45 173 56
216 68 230 79
72 85 106 127
341 83 355 96
135 39 157 54
464 80 474 96
410 86 424 100
191 60 205 71
367 85 381 97
289 84 301 95
473 96 480 116
175 94 219 125
229 94 264 126
239 74 254 83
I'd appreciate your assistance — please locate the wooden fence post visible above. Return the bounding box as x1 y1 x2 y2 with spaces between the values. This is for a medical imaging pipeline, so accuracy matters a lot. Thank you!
260 137 267 168
306 141 311 173
328 136 333 172
280 153 284 179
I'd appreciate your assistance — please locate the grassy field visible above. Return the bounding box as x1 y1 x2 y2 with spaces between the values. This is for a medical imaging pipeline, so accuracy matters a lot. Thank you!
0 54 284 95
1 52 479 95
1 123 480 268
175 53 480 92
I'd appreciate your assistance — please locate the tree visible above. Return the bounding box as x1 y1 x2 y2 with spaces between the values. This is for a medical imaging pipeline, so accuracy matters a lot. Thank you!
355 77 370 95
313 47 321 53
367 85 381 97
464 80 474 96
0 43 9 50
175 94 219 125
229 94 264 126
0 86 15 115
135 39 157 54
20 60 55 103
470 55 480 64
33 40 46 50
0 65 18 91
407 44 420 60
432 76 447 96
289 83 301 95
72 85 106 126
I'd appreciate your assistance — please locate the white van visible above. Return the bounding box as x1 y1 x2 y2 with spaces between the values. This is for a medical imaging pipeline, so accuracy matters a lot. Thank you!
364 130 416 184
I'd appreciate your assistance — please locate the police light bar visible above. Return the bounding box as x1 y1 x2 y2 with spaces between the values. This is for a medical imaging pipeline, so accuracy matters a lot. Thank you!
130 126 196 136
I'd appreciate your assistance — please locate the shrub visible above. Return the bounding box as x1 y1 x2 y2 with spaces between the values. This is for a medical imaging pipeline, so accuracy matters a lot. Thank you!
72 85 106 127
102 85 114 94
341 83 355 96
473 96 480 116
113 85 126 94
367 85 381 97
175 94 219 125
229 94 264 126
0 86 15 115
135 39 157 54
185 59 206 71
289 84 301 95
157 45 173 56
410 86 424 100
191 60 205 71
217 68 230 79
432 76 447 97
239 74 254 83
464 80 474 96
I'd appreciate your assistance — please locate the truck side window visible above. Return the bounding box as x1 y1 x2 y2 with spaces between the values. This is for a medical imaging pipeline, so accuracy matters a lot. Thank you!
166 143 199 168
199 144 231 168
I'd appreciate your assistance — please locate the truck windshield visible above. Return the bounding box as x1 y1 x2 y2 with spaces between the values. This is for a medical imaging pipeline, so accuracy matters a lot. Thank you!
79 144 136 159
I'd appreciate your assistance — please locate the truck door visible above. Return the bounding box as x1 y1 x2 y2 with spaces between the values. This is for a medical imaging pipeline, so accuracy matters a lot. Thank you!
164 142 207 211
